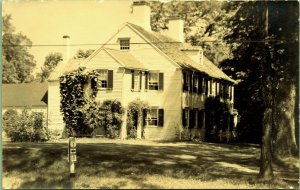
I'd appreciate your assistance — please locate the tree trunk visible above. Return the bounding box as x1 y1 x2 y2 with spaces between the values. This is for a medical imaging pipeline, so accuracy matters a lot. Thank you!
259 108 274 181
273 81 298 157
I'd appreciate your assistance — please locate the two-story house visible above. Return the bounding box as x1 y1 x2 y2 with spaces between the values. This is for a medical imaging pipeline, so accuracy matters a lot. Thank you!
48 0 237 140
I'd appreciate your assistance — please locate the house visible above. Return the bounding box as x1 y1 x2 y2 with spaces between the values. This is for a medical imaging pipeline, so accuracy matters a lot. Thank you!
48 0 238 140
2 82 48 115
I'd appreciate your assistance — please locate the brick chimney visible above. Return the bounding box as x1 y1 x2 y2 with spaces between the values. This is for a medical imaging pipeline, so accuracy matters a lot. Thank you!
167 17 184 43
62 35 70 62
131 0 151 31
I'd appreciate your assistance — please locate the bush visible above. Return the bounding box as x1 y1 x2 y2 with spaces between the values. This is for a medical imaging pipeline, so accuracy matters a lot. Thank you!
2 108 50 142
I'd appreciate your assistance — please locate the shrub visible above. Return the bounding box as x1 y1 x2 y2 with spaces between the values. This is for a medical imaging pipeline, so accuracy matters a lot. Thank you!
2 108 49 142
99 100 124 139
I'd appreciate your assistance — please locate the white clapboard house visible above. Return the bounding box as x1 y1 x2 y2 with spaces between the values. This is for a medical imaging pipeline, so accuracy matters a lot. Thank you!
48 0 237 140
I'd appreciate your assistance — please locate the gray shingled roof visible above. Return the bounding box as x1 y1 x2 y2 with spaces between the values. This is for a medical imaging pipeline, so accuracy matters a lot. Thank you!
2 83 48 107
104 48 146 70
127 23 236 83
48 59 83 81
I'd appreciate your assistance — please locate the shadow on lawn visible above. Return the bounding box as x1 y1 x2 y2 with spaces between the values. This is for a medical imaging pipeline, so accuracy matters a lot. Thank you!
3 141 299 189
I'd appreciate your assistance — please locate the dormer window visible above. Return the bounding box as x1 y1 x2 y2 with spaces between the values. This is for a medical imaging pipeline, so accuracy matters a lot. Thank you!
120 38 130 50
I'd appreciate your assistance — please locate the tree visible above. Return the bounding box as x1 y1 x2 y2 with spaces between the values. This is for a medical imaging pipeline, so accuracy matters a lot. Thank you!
73 49 95 59
222 1 299 180
2 14 36 83
40 52 63 82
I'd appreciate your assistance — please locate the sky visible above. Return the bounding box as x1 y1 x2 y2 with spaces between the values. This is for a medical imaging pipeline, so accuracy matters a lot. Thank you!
3 0 137 74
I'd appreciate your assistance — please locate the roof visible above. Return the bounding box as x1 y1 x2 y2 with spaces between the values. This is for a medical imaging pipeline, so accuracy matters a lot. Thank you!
48 59 83 81
104 48 146 70
2 83 48 107
126 23 236 83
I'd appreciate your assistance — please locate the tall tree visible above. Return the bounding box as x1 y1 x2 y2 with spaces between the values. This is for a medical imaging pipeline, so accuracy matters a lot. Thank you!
222 1 299 180
73 49 95 59
40 52 63 82
2 14 36 83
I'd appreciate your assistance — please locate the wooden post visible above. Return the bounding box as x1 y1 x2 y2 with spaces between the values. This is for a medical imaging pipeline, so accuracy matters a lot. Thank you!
69 137 76 177
120 109 127 139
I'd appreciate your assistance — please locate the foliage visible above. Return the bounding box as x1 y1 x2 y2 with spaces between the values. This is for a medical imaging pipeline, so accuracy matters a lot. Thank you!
99 100 124 139
150 1 239 64
126 99 149 139
2 108 49 142
73 49 95 59
2 14 36 83
40 52 63 82
59 68 99 136
221 1 299 180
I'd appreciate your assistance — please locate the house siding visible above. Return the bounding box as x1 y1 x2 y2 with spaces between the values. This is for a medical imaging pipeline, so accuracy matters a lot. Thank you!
47 81 64 134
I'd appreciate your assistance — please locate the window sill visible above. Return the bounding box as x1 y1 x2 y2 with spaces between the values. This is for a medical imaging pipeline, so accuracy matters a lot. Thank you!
145 125 160 128
131 89 141 92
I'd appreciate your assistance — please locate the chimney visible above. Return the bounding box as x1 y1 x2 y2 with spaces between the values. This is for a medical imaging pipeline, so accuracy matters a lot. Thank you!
62 35 70 62
131 0 151 31
167 17 184 43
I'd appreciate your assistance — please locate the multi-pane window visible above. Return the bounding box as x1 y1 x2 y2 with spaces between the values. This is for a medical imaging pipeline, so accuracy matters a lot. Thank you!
148 72 159 90
98 70 108 88
148 109 158 126
120 39 130 50
182 108 189 128
193 75 198 93
146 108 164 127
183 72 190 92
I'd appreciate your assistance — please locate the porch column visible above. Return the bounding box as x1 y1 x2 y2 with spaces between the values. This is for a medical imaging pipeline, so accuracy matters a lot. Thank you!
120 109 127 139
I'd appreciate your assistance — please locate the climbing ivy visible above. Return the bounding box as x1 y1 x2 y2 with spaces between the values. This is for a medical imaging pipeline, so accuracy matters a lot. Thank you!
126 99 149 139
59 68 99 136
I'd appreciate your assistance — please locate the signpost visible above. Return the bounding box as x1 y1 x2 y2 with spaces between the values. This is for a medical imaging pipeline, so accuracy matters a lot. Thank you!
69 137 77 177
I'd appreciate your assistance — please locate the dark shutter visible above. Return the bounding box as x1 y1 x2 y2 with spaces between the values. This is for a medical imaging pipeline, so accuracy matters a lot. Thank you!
182 109 186 127
158 109 164 127
131 70 134 90
189 109 194 128
142 109 147 126
145 72 148 90
189 73 193 93
139 72 142 91
107 70 113 89
159 73 164 90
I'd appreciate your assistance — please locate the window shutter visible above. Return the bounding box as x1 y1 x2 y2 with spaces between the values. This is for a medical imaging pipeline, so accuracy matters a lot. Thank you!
143 109 147 126
145 72 148 90
189 109 194 128
189 73 193 93
108 70 113 89
182 109 186 127
159 73 164 90
131 70 134 90
158 109 164 127
139 72 142 90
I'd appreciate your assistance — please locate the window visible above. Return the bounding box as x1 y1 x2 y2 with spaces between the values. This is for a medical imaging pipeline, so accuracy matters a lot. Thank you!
96 69 113 90
148 72 164 90
182 108 189 128
120 39 130 50
131 70 142 91
98 70 108 88
183 72 190 92
146 108 164 127
193 75 198 93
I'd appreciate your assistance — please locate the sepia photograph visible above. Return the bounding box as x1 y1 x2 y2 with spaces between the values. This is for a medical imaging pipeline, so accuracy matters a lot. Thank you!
2 0 299 189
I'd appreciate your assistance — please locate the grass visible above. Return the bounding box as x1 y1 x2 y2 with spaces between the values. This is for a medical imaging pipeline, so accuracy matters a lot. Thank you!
3 138 299 189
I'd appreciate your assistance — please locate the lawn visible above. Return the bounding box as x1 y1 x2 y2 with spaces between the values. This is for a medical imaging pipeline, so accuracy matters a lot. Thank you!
3 139 299 189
